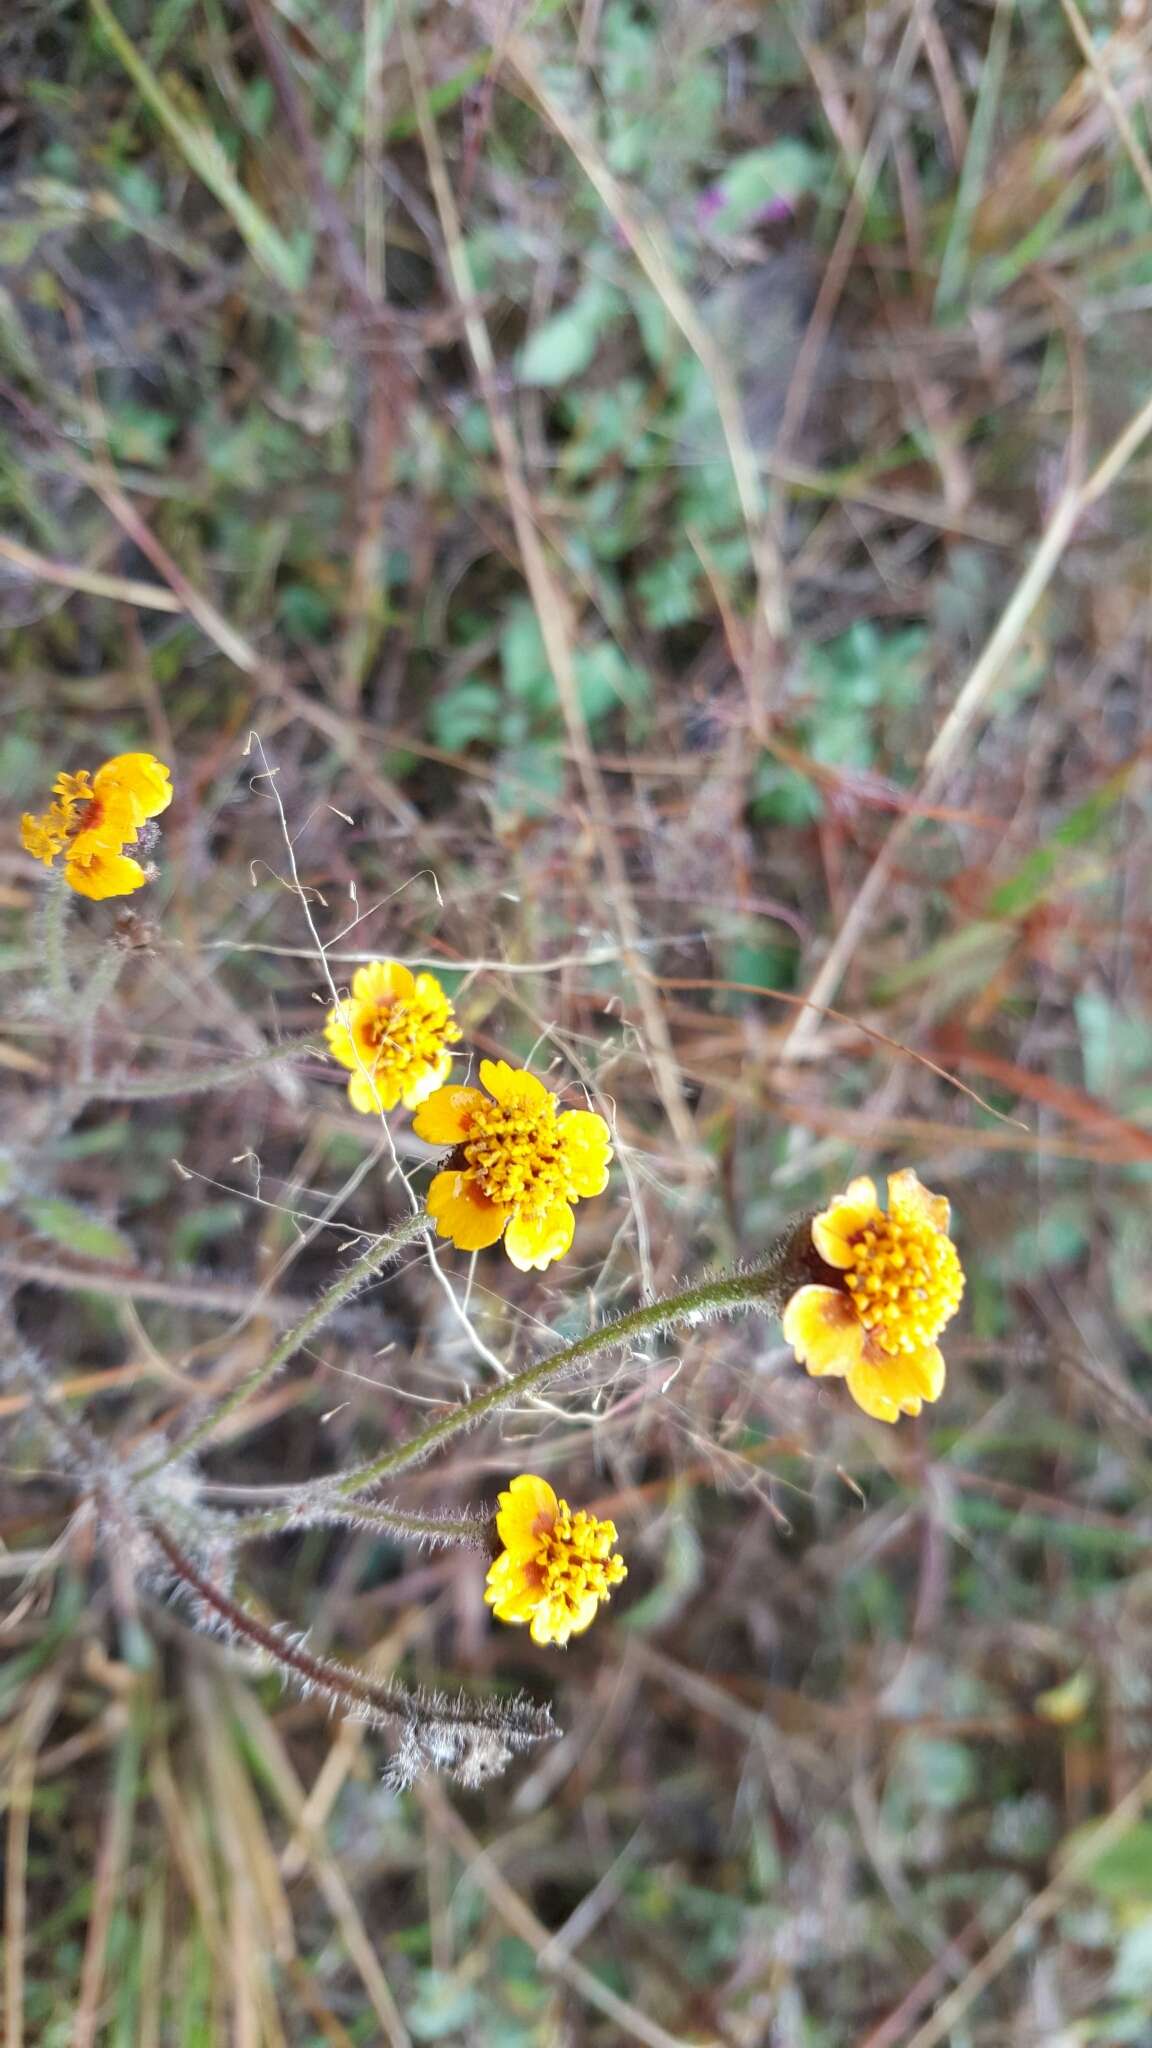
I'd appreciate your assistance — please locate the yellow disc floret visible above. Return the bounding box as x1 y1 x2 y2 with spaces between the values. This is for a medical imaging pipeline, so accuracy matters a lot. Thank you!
461 1089 568 1209
782 1169 964 1424
485 1474 627 1647
841 1206 964 1356
412 1060 613 1271
324 960 461 1114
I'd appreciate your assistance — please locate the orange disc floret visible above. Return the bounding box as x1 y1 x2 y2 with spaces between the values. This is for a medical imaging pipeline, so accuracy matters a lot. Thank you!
20 752 173 900
323 960 461 1114
412 1059 613 1271
485 1474 627 1647
782 1168 964 1424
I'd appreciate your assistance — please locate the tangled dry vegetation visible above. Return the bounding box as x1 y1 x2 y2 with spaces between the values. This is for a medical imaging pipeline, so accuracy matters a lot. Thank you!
5 2 1152 2043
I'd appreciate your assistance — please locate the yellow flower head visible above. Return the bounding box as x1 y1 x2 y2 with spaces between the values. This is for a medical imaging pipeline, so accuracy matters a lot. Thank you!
485 1474 626 1647
412 1059 613 1271
20 752 173 901
324 960 461 1114
782 1169 964 1424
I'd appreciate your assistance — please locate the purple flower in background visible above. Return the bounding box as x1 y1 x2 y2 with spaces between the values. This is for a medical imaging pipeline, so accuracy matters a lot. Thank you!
697 184 797 233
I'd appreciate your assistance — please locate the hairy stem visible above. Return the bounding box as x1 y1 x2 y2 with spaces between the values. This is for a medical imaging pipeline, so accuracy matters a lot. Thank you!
244 1500 492 1550
140 1209 431 1475
38 873 73 1008
336 1258 796 1495
146 1517 540 1735
233 1230 807 1536
91 1032 323 1100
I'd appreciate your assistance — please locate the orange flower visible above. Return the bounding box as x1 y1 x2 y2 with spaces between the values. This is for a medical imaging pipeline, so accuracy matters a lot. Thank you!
782 1169 964 1424
485 1474 626 1647
324 961 460 1114
20 752 173 900
412 1059 612 1271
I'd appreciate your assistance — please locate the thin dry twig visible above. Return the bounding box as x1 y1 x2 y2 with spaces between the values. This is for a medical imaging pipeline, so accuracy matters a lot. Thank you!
4 1670 65 2048
901 1757 1152 2048
1057 0 1152 209
403 12 701 1161
776 380 1152 1062
226 1680 413 2048
417 1779 713 2048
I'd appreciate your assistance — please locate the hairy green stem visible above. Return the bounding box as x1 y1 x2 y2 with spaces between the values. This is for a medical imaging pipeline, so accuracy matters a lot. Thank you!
229 1234 806 1539
245 1500 491 1549
38 873 73 1008
92 1032 323 1099
139 1209 431 1476
146 1517 553 1753
77 950 126 1082
333 1260 793 1495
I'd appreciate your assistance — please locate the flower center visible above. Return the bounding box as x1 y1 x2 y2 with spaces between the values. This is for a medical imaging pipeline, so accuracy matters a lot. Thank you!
842 1212 964 1356
71 796 103 838
532 1500 626 1621
359 992 456 1076
463 1098 567 1213
56 772 104 841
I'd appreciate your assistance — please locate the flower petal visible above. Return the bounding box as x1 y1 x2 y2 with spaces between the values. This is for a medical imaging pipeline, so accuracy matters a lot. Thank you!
486 1579 541 1625
557 1109 614 1196
350 959 414 1006
401 1051 454 1110
413 970 452 1008
845 1357 921 1425
529 1604 567 1647
20 812 65 866
887 1168 950 1235
495 1473 557 1555
504 1201 575 1272
812 1176 879 1268
93 752 173 825
63 846 149 900
347 1068 402 1115
900 1342 946 1405
426 1170 508 1251
478 1059 550 1109
781 1284 864 1378
564 1590 604 1639
412 1086 486 1146
323 1012 358 1071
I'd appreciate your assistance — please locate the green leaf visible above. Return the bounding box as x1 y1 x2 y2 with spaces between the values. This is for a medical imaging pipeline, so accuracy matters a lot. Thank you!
520 281 624 387
22 1198 135 1264
1071 1821 1152 1902
106 406 177 467
703 141 820 233
170 1201 246 1264
573 641 649 721
429 681 502 752
406 1970 479 2041
622 1511 702 1631
897 1736 978 1811
277 583 334 638
1112 1920 1152 1999
748 752 822 825
500 604 552 708
988 765 1132 919
90 0 308 291
493 742 565 822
